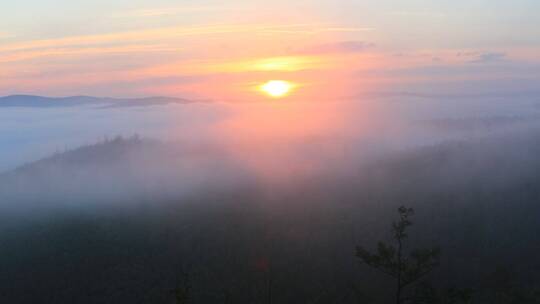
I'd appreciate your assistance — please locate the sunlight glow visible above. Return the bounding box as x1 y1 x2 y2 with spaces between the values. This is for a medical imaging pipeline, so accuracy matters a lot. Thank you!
260 80 294 98
210 56 322 74
253 56 317 71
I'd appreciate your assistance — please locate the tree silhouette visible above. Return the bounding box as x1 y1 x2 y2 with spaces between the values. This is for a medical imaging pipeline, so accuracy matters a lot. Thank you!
484 266 540 304
173 271 191 304
356 206 441 304
411 282 473 304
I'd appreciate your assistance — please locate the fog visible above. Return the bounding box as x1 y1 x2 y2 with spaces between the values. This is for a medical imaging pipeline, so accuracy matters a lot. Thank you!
2 95 539 200
2 95 537 167
2 95 540 303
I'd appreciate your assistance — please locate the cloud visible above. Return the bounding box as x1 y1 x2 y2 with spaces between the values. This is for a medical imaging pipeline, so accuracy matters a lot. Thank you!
0 32 14 39
0 44 179 64
317 27 374 33
468 52 507 64
302 41 373 55
0 25 256 53
209 56 324 73
0 24 370 55
114 5 240 18
387 10 445 18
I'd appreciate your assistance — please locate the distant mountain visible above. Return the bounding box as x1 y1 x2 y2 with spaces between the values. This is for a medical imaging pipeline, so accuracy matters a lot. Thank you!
418 115 540 132
0 95 198 108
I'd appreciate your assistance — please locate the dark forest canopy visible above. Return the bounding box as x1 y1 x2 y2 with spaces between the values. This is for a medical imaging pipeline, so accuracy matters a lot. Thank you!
1 128 540 303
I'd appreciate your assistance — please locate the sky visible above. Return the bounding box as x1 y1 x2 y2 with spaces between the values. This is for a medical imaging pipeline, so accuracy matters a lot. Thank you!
1 0 540 101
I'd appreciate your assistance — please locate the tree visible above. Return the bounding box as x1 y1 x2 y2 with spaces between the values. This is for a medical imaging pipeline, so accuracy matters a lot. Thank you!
173 271 191 304
411 282 473 304
483 266 540 304
356 206 441 304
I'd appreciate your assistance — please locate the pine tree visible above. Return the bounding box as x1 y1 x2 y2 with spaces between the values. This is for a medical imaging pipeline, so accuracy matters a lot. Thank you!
356 206 441 304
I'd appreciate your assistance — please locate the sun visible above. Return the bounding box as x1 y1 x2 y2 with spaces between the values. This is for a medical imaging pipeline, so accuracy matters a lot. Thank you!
260 80 294 98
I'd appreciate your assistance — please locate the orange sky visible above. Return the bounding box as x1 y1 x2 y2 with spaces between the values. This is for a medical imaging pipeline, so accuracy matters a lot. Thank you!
1 1 539 100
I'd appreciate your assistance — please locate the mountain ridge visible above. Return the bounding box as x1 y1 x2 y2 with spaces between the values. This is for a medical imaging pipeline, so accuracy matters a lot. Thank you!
0 95 199 108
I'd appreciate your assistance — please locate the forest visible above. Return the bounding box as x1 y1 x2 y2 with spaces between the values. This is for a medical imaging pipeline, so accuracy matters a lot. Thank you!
1 130 540 303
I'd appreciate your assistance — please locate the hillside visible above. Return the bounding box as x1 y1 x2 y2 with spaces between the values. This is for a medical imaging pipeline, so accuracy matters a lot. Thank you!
2 129 540 302
0 95 196 108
